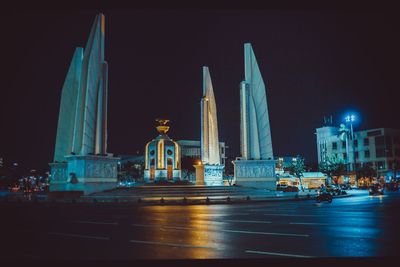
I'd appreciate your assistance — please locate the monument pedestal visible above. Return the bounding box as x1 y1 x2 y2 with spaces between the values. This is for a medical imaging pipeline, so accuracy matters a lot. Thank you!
204 164 224 186
233 159 276 190
194 164 205 185
49 155 119 195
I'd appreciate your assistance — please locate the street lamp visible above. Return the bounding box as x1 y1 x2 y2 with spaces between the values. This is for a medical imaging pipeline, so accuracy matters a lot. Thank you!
344 114 357 183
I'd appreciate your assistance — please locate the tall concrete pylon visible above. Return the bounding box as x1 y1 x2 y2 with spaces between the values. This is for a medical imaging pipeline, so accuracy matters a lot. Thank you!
240 43 273 160
54 13 108 162
201 66 221 165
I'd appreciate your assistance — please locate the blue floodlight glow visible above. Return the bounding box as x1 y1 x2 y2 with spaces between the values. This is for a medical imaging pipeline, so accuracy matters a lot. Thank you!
341 109 361 126
345 114 356 123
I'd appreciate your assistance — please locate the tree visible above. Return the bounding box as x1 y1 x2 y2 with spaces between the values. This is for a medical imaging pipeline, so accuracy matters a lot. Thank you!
319 155 346 185
119 161 144 182
284 155 306 191
181 156 198 182
224 157 235 186
355 164 377 187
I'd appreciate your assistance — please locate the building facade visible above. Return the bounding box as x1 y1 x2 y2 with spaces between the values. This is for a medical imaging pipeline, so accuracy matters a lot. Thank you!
176 140 227 166
316 126 400 184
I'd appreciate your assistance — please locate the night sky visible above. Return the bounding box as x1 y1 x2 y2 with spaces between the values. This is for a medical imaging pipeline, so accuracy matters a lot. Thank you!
1 8 399 172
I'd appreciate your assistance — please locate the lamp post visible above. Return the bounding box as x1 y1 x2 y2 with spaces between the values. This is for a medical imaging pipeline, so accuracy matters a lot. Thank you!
345 114 356 185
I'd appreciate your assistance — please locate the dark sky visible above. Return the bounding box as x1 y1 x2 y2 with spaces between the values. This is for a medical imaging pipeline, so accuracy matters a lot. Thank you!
0 9 399 172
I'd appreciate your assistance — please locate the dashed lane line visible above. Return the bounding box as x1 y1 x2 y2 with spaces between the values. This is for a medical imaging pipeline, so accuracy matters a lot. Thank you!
264 213 323 217
69 220 119 225
245 250 313 258
129 239 214 249
289 222 329 225
48 232 110 240
222 229 309 237
131 223 309 237
223 219 272 224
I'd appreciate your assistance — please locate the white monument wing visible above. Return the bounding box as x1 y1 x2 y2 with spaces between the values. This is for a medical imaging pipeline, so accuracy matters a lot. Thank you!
243 43 273 160
54 48 83 162
201 66 221 165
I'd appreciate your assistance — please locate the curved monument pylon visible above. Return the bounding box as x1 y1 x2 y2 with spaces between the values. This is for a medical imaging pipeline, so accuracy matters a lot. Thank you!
233 43 276 190
197 66 224 186
50 13 119 195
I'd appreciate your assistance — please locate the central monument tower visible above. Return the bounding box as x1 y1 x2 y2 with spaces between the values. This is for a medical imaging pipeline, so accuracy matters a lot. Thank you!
144 119 181 183
233 43 276 190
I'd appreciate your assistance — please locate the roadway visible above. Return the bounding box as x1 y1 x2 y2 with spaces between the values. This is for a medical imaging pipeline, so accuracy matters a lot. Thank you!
1 190 399 260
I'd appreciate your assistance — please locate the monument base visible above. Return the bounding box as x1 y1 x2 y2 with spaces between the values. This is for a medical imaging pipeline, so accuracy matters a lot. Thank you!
143 170 181 183
194 164 205 185
49 155 119 195
204 164 224 186
233 159 276 190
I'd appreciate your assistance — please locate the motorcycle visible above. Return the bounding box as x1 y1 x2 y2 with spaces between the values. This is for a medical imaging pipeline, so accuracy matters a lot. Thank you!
316 191 333 203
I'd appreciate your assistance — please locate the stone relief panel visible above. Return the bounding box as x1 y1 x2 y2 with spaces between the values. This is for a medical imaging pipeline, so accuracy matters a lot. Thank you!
204 167 223 178
81 158 118 178
51 165 68 181
236 163 275 178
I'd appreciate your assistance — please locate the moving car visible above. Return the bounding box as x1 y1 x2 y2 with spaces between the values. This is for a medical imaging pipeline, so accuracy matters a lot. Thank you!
117 180 136 188
326 185 342 196
369 184 384 195
340 184 352 190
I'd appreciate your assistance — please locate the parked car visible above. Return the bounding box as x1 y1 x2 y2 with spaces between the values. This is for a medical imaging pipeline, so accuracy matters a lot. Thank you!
276 184 288 191
385 182 399 192
9 184 20 192
283 186 299 192
369 184 384 195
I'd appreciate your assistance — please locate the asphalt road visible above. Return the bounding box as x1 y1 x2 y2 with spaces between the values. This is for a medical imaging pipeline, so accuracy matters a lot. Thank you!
1 190 399 260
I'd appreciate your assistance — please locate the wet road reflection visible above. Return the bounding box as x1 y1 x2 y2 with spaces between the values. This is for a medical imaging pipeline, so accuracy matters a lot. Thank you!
1 190 400 259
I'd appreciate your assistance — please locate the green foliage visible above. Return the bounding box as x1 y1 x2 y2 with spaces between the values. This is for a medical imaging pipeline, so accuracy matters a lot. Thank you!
284 155 306 177
284 155 306 191
355 164 377 180
119 161 144 182
318 155 346 178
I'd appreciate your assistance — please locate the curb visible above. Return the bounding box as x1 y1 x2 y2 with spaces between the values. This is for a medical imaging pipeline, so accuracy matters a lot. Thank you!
0 192 353 206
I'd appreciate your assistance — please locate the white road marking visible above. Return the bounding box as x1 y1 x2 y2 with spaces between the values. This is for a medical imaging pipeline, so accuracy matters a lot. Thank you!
161 225 193 230
245 250 313 258
289 222 329 225
48 232 110 240
129 239 213 249
69 220 118 225
199 213 250 216
222 229 309 237
131 223 158 228
131 224 309 237
224 220 272 224
264 213 322 217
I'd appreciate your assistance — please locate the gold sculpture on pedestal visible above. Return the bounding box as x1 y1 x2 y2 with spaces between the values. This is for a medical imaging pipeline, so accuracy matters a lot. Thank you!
156 118 170 134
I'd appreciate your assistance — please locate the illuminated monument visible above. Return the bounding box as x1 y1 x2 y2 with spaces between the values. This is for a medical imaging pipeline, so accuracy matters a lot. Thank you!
195 66 224 186
144 119 181 183
49 14 119 194
233 43 276 190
